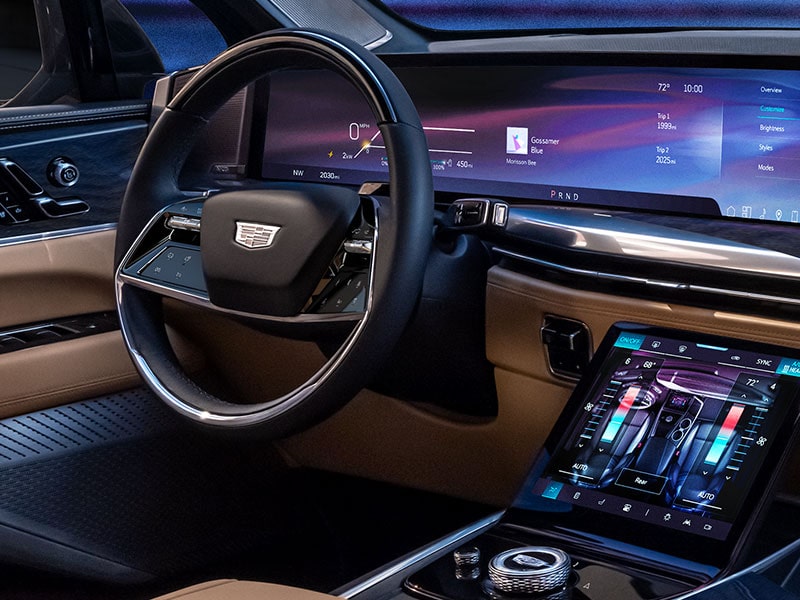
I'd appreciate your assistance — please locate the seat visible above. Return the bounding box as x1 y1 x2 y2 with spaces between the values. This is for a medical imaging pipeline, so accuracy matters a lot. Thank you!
570 389 652 487
667 421 741 510
154 580 338 600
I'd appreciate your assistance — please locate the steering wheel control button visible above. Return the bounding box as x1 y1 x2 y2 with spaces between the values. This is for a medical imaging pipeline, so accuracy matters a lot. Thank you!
315 272 368 314
47 157 80 187
343 239 373 254
140 246 206 292
488 547 571 595
166 215 202 232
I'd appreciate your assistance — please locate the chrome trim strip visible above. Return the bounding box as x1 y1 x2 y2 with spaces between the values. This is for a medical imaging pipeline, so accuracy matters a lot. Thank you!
505 206 800 280
494 246 637 281
493 247 800 308
365 30 393 51
338 511 504 598
0 123 147 152
688 284 800 306
0 223 116 248
118 272 363 324
115 200 377 427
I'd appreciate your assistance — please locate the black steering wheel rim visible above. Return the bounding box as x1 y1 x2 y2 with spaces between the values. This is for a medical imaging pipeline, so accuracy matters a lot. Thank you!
114 29 433 436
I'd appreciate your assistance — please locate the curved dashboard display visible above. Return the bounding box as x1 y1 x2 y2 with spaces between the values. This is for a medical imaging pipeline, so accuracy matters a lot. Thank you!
262 61 800 225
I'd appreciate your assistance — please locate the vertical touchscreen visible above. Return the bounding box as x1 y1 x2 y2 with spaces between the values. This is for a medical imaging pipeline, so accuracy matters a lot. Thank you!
519 326 800 542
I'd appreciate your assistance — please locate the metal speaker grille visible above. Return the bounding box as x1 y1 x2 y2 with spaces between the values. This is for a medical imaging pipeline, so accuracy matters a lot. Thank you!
271 0 390 48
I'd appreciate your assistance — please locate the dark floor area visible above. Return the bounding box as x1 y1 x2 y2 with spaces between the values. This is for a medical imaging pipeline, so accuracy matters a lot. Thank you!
0 388 492 599
0 467 493 599
1 388 798 599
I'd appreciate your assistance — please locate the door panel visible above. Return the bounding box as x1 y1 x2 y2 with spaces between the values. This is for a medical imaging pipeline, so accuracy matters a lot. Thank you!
0 228 139 417
0 104 150 416
0 102 148 236
0 229 115 329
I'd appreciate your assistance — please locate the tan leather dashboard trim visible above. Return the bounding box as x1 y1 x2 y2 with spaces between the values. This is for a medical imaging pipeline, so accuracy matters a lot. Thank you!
487 266 800 385
283 266 800 506
279 373 569 507
154 580 336 600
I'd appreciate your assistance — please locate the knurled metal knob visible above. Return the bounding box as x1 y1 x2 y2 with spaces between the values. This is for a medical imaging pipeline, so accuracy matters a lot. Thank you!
488 547 571 595
453 546 481 567
48 157 79 187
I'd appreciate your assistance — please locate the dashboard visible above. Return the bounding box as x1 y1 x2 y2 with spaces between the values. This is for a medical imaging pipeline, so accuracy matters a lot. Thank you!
252 50 800 600
261 57 800 226
132 27 800 600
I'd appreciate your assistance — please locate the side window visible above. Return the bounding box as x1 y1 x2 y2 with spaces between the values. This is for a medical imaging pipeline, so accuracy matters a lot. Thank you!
118 0 227 72
0 0 227 106
0 0 41 102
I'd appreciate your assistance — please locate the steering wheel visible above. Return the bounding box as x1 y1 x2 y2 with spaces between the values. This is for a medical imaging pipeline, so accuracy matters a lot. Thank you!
113 29 433 436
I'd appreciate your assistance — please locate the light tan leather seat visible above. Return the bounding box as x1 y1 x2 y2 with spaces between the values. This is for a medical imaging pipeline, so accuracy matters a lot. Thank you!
154 580 338 600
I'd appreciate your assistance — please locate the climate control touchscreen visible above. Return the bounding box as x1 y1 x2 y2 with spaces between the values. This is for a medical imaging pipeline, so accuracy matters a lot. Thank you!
517 325 800 544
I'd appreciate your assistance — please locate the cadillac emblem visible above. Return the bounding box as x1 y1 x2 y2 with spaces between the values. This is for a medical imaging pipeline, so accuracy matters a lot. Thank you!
234 221 280 249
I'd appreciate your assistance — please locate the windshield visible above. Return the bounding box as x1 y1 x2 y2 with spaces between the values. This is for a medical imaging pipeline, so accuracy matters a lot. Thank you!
379 0 800 31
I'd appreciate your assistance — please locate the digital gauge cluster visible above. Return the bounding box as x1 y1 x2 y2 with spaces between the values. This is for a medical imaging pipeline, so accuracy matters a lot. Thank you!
262 61 800 224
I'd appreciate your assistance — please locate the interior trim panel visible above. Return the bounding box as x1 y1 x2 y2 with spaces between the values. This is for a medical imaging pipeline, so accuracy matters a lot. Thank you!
0 103 148 238
502 207 800 279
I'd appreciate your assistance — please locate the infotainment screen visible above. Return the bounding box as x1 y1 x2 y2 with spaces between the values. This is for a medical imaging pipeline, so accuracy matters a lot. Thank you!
262 61 800 225
511 324 800 568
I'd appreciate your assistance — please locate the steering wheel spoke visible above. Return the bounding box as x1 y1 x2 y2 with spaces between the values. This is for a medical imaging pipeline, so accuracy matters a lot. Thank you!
117 189 379 326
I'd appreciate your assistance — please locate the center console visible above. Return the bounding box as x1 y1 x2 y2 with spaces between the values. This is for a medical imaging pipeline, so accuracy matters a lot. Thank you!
398 324 800 600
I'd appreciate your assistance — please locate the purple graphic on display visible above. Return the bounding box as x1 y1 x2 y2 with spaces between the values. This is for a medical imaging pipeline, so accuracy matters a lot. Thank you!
263 65 800 224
